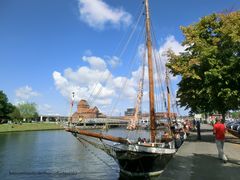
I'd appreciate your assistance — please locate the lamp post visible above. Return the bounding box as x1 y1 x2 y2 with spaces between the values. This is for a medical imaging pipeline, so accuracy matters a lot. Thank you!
68 92 75 124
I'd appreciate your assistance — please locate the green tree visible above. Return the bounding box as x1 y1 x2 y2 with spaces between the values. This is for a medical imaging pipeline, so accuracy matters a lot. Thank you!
167 11 240 120
18 103 39 122
231 111 240 119
0 90 15 123
9 106 22 123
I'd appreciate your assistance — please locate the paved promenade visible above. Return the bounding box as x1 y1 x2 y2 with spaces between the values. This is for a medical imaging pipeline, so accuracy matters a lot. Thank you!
159 124 240 180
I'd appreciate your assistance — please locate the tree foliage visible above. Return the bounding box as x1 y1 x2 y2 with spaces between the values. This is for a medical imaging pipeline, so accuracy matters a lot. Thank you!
9 106 22 122
167 11 240 118
230 111 240 119
18 103 38 122
0 90 15 123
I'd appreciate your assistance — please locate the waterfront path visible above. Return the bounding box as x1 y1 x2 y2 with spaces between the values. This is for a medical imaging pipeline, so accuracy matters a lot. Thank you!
160 124 240 180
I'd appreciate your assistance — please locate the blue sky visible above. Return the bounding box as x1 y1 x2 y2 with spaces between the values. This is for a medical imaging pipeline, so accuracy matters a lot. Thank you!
0 0 239 116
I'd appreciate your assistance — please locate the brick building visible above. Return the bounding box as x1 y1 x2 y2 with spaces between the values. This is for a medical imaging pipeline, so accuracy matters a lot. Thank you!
71 99 106 122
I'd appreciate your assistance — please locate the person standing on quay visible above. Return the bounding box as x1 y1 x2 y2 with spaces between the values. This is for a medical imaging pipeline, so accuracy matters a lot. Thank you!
213 118 228 163
196 120 201 140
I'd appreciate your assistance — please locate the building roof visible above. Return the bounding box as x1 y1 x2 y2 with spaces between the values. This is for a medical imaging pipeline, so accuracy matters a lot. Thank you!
77 99 90 108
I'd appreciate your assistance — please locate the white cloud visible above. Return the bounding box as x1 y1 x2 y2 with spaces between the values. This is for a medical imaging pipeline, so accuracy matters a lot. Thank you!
38 104 56 115
82 56 107 70
15 86 40 100
63 66 110 85
53 55 137 114
78 0 132 29
52 36 185 115
53 71 68 88
107 56 121 68
89 82 114 98
112 76 136 99
157 35 185 81
159 35 185 57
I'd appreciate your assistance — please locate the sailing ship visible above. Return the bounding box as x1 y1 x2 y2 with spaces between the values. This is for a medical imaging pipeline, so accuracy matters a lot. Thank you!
66 0 176 177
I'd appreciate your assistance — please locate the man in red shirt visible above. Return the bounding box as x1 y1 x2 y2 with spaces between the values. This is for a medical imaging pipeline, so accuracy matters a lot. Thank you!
213 118 228 163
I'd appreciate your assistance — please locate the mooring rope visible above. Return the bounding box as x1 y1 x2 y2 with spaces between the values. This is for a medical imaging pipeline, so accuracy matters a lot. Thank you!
76 136 118 171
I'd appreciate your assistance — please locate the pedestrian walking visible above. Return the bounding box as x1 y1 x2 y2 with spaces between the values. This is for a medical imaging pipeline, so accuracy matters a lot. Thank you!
213 118 228 163
196 120 201 140
193 119 196 131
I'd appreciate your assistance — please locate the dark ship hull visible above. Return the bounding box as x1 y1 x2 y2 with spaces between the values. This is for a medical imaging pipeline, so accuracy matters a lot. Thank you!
74 132 175 177
113 143 175 176
116 150 173 176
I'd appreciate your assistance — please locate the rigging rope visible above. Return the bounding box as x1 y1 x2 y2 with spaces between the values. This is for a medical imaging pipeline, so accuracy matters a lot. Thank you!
151 17 178 115
86 5 145 116
151 30 167 113
108 14 145 117
73 5 145 121
76 136 118 171
113 4 144 59
169 80 181 116
127 42 146 130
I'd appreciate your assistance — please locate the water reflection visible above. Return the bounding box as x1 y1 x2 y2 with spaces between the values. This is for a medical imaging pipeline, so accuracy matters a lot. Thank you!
0 128 165 179
0 130 119 180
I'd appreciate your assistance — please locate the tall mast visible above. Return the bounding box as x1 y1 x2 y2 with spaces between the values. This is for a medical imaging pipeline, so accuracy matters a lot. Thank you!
145 0 156 142
166 68 171 122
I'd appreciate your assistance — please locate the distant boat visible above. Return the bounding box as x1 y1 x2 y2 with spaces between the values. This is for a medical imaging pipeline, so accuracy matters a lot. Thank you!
66 0 176 177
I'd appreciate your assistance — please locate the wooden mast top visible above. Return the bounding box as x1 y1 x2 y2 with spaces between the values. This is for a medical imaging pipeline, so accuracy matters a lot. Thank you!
166 68 171 122
145 0 156 142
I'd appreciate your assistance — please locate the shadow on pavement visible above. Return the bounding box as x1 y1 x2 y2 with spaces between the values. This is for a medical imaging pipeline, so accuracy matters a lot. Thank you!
191 153 240 180
187 133 215 143
160 153 240 180
189 127 240 145
225 136 240 145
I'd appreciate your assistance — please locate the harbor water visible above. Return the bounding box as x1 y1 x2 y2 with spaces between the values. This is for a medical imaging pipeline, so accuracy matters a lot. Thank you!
0 128 164 180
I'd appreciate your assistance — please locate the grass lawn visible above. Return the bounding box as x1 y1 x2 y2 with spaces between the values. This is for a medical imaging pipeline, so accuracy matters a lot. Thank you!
0 122 64 133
